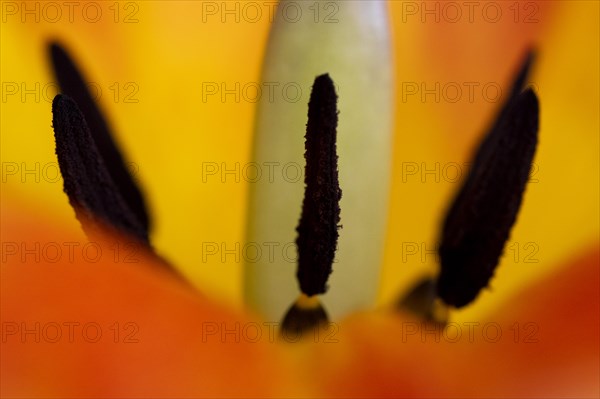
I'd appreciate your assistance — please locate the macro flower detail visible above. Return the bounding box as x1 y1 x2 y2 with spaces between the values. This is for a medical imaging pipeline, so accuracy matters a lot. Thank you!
50 43 182 278
437 51 539 308
50 43 151 236
2 2 598 397
50 34 538 331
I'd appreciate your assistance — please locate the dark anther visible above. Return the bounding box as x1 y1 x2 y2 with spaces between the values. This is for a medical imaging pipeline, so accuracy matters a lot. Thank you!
52 94 149 244
49 42 151 234
280 74 341 336
437 50 539 308
295 73 342 296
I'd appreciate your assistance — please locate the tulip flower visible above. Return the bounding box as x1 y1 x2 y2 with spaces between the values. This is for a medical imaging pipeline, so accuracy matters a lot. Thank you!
1 1 598 398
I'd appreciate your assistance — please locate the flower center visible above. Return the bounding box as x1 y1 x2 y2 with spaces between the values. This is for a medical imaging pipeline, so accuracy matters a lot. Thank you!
50 42 539 337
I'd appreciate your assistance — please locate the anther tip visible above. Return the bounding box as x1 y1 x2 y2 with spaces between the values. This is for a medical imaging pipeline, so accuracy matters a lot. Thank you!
512 48 537 95
314 73 334 85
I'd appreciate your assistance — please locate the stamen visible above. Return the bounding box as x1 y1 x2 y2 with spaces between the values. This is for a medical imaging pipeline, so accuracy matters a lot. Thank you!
281 74 341 335
437 51 540 308
52 94 148 244
49 42 151 233
295 73 342 296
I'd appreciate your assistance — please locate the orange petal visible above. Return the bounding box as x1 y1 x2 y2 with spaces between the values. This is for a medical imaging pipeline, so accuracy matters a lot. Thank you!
0 195 306 398
307 244 599 398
